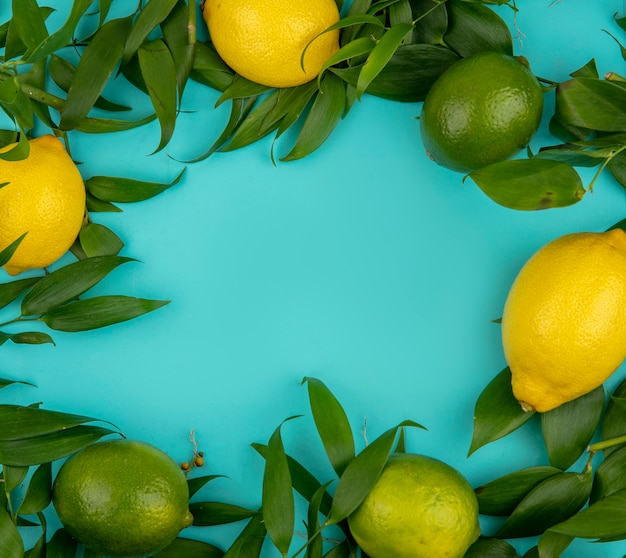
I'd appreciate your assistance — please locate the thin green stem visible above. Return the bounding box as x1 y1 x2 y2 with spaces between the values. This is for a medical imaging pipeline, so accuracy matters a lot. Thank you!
587 142 626 193
588 433 626 454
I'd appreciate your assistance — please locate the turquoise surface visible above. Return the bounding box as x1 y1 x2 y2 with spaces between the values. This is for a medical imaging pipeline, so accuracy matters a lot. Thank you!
3 1 626 556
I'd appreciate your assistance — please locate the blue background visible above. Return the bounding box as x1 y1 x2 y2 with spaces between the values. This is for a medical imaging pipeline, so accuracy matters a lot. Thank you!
3 1 626 556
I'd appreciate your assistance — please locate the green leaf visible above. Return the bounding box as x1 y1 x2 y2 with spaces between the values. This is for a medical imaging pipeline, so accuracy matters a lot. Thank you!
85 192 122 213
541 386 605 470
8 331 55 346
189 42 235 92
548 488 626 541
79 223 124 257
467 159 586 211
18 462 52 515
138 39 178 152
252 443 334 517
155 538 224 558
305 481 333 558
0 276 40 311
495 471 592 539
556 77 626 132
222 512 267 558
76 113 157 134
161 0 196 100
85 169 184 203
590 445 626 503
2 464 28 492
327 420 424 525
355 23 414 98
262 418 298 557
322 541 351 558
536 531 574 558
464 538 520 558
187 474 224 498
216 75 273 107
122 0 178 65
10 0 49 52
411 0 448 45
444 0 513 57
608 149 626 188
0 377 35 390
0 129 29 161
0 404 110 441
0 506 24 558
475 466 562 516
601 378 626 457
333 43 459 103
21 256 136 316
0 75 35 130
469 368 535 455
42 296 169 332
304 377 355 477
0 425 115 466
59 15 133 131
189 502 258 526
46 528 78 558
24 530 47 558
281 73 346 161
48 54 131 112
0 233 27 267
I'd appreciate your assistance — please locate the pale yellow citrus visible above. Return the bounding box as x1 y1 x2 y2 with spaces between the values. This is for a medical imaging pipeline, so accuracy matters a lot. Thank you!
348 453 480 558
52 439 194 557
501 229 626 412
0 135 85 276
201 0 340 88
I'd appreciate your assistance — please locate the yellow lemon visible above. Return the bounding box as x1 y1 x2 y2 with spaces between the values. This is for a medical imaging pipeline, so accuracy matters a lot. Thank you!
420 52 544 173
0 135 85 276
501 229 626 412
348 453 480 558
201 0 340 88
52 439 194 557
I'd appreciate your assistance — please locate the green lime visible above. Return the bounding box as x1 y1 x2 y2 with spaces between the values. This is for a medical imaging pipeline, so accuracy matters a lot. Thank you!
52 439 194 557
348 453 480 558
420 51 544 173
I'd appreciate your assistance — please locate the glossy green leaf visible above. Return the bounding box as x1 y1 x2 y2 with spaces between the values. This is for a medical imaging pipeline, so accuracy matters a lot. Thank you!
556 77 626 132
46 528 78 558
305 481 333 558
0 75 35 130
590 445 626 503
495 471 592 539
155 538 224 558
262 419 297 557
0 276 40 311
189 42 235 92
48 55 130 112
161 0 196 100
464 538 520 558
608 149 626 188
319 37 376 84
85 192 122 213
42 295 170 332
10 0 48 52
536 531 574 558
76 113 157 135
86 169 184 203
281 73 346 161
444 0 513 57
8 331 55 346
24 0 94 64
59 15 133 131
79 223 124 257
570 58 599 79
0 506 23 558
411 0 448 45
19 462 52 515
601 378 626 457
536 145 606 168
138 39 178 152
216 75 273 106
253 443 334 516
19 58 55 128
468 158 585 211
0 129 29 161
187 474 224 498
222 512 267 558
21 256 136 316
304 376 355 477
327 420 424 525
189 502 258 526
541 386 605 470
0 425 115 466
2 464 28 492
549 488 626 541
0 377 35 390
0 233 27 267
332 43 458 102
469 368 535 455
475 466 562 516
122 0 178 65
0 404 109 441
355 23 414 99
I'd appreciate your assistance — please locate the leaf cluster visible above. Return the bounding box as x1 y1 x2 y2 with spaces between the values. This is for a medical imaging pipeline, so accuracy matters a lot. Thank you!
190 0 516 162
469 352 626 552
466 15 626 211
